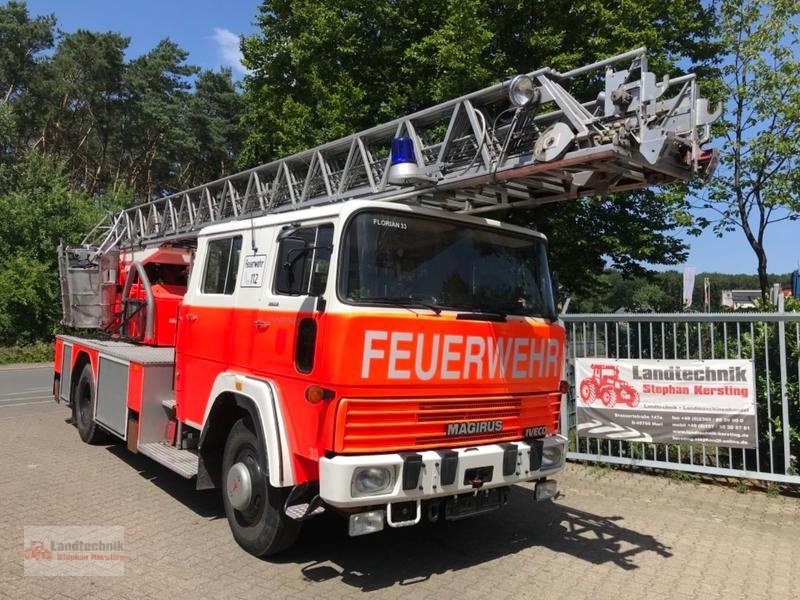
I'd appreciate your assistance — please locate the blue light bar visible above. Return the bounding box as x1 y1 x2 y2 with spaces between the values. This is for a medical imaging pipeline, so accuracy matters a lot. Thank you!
390 137 416 165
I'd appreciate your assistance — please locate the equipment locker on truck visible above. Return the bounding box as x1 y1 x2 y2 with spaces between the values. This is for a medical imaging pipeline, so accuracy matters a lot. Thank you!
53 48 719 556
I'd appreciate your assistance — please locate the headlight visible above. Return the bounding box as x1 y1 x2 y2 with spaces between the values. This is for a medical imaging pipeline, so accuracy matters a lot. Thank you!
508 74 537 107
351 466 394 497
541 444 563 468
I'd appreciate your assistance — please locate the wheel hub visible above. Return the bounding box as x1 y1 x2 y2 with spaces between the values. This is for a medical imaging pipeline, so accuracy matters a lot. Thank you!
226 462 253 511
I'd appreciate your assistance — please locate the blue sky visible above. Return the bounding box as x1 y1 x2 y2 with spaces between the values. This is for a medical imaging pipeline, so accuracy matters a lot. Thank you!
26 0 260 76
22 1 799 276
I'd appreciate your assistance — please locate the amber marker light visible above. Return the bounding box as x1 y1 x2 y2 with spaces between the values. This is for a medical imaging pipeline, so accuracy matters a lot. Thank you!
305 385 335 404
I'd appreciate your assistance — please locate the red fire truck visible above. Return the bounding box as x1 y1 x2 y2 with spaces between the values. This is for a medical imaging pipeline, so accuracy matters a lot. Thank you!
53 49 718 556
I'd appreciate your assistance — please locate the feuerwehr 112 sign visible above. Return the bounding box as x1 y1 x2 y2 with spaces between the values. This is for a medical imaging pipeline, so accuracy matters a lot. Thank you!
574 358 756 448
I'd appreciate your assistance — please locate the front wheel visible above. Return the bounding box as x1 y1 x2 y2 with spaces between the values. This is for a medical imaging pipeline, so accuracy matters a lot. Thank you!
600 387 617 408
221 418 300 557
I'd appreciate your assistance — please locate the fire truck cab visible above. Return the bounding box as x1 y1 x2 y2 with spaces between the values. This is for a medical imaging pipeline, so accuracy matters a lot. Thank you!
56 200 568 556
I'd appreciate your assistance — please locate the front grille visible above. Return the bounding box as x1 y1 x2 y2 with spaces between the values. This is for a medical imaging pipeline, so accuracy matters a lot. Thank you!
334 393 560 454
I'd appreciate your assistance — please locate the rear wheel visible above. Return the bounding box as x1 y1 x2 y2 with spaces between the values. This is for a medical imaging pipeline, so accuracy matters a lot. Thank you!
221 418 300 557
72 363 107 444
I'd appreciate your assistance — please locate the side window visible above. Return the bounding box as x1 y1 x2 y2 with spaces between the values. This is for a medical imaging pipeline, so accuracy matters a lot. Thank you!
201 236 242 294
275 224 333 296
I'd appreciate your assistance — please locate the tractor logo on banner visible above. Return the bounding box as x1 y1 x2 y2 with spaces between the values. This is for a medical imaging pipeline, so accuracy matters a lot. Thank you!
578 364 640 408
574 358 757 448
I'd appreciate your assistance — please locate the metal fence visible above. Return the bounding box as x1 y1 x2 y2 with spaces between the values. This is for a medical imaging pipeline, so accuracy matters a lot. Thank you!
560 312 800 485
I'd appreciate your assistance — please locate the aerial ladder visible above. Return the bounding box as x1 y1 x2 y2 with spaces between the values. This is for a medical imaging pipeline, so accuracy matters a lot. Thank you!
58 47 719 331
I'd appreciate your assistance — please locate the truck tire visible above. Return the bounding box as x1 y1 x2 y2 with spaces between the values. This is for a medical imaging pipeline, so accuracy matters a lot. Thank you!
72 363 107 444
221 418 300 557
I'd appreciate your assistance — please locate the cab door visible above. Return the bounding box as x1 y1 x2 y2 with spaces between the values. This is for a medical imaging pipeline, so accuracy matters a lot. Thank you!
250 222 334 380
248 222 335 464
230 226 274 372
175 234 242 425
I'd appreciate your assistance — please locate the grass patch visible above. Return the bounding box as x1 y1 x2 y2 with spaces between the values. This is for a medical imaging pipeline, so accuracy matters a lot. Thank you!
0 341 54 365
588 462 613 478
668 470 699 484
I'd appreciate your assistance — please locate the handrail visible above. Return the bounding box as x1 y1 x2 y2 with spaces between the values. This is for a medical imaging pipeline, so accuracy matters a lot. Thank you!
120 261 155 340
561 312 800 323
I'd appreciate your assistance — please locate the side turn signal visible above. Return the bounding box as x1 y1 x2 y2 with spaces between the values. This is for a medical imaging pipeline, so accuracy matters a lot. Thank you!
305 385 335 404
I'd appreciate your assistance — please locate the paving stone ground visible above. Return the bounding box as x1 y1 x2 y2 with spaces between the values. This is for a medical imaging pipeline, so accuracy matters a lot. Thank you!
0 398 798 599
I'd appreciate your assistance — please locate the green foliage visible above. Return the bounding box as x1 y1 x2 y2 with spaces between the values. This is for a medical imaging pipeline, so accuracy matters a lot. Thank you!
739 306 800 474
0 151 102 262
24 29 129 193
0 2 246 351
700 0 800 297
514 190 692 296
0 151 102 344
588 462 613 478
0 253 59 343
181 69 245 187
118 39 198 196
0 340 53 365
241 0 722 293
668 470 699 483
570 269 793 313
1 2 244 200
0 1 54 103
0 100 15 158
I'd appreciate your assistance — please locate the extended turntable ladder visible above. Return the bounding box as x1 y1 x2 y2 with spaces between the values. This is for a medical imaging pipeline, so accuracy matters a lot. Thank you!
79 47 719 254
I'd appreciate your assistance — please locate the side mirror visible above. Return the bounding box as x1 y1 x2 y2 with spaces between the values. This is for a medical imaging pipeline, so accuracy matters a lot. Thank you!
277 224 302 241
551 270 561 310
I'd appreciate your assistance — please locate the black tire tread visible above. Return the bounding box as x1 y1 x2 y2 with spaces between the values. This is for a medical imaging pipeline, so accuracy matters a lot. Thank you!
72 363 107 444
221 418 300 557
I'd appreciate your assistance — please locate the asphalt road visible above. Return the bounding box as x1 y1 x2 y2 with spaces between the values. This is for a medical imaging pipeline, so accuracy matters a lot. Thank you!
0 363 58 418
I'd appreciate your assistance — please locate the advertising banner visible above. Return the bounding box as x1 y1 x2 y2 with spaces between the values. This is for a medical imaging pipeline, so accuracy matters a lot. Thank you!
575 358 756 448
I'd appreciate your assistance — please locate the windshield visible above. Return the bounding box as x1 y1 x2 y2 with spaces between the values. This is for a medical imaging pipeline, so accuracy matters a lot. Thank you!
339 211 556 318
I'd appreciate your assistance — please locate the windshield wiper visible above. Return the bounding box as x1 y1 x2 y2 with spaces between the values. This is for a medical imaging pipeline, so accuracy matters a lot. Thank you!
361 296 443 315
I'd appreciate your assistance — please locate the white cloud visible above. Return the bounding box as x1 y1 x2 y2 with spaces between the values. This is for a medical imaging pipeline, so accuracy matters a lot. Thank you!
212 27 251 76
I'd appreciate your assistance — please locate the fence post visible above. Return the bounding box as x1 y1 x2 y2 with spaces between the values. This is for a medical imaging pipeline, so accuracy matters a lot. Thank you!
778 294 791 474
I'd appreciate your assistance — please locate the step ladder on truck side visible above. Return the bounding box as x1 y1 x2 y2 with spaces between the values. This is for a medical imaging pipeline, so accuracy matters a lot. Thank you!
53 48 720 557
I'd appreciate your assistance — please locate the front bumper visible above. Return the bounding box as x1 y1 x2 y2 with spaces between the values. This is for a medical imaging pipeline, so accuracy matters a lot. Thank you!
319 434 567 507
